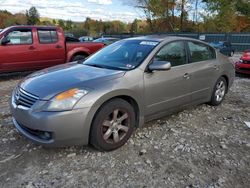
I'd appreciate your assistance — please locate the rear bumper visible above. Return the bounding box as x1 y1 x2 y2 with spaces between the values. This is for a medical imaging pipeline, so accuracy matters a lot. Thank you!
10 95 91 147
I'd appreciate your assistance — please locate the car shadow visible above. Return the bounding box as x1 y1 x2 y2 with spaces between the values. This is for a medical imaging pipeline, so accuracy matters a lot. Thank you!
0 71 33 81
236 73 250 79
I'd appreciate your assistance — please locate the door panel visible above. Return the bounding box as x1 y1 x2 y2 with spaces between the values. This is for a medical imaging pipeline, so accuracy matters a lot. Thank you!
0 28 40 72
187 41 220 101
143 41 192 117
188 60 219 101
144 65 192 117
35 29 65 68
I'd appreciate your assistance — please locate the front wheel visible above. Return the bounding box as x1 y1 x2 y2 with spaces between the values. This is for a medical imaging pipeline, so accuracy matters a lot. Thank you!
209 77 227 106
90 99 136 151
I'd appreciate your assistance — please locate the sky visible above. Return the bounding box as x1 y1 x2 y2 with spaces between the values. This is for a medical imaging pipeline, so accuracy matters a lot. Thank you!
0 0 144 22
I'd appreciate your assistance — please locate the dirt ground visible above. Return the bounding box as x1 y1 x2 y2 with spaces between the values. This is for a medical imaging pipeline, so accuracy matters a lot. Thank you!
0 56 250 188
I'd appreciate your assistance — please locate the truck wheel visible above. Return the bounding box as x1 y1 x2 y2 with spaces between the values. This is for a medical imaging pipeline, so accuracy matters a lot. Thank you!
71 55 86 62
209 77 227 106
90 99 136 151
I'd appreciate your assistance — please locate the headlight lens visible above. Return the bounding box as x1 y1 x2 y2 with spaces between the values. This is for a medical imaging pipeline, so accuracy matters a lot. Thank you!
43 88 89 111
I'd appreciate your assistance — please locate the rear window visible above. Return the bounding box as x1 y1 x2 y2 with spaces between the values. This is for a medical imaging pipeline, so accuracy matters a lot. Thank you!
38 30 58 44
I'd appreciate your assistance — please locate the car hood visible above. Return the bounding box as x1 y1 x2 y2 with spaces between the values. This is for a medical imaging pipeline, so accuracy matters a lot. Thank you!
19 62 125 100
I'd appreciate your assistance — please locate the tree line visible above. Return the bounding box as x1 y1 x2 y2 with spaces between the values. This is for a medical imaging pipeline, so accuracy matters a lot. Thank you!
0 0 249 37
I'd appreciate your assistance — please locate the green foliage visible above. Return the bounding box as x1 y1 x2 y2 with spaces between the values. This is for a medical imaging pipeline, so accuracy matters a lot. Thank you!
235 0 250 18
26 6 40 25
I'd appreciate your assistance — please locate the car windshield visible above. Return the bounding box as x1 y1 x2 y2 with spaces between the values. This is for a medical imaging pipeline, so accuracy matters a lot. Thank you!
84 40 159 70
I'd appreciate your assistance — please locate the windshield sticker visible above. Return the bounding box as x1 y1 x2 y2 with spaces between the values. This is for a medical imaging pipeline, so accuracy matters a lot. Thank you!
140 41 159 46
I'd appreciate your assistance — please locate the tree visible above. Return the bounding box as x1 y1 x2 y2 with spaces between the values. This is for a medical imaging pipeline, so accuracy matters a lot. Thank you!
26 6 40 25
235 0 250 19
202 0 238 32
130 19 138 33
135 0 176 32
58 19 65 29
65 20 73 30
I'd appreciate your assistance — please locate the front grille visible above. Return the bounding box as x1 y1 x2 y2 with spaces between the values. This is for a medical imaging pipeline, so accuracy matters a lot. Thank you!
239 67 250 71
14 87 39 108
243 60 250 64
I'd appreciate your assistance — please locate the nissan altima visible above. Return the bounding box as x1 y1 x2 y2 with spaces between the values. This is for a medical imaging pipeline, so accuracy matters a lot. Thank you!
10 36 235 151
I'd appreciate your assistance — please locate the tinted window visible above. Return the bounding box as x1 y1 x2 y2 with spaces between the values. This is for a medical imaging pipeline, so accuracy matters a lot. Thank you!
188 41 216 63
154 41 187 67
38 30 58 43
5 29 32 45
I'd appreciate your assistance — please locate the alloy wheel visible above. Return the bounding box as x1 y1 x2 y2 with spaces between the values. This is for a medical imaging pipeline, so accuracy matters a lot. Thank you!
215 80 226 102
101 109 130 144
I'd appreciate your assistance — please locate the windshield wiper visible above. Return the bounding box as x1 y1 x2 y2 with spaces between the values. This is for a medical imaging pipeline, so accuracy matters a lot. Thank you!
85 63 125 70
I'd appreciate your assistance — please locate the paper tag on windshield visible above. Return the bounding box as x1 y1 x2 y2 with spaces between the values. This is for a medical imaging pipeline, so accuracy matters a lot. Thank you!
140 41 158 46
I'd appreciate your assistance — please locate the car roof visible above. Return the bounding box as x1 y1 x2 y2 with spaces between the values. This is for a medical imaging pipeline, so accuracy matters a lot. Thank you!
125 35 206 43
5 25 59 30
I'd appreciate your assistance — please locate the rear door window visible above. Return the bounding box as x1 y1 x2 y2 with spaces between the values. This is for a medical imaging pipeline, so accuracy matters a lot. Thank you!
188 41 216 63
38 30 58 44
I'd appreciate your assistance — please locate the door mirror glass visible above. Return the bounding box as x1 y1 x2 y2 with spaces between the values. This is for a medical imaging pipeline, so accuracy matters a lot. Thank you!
148 60 171 71
1 37 10 45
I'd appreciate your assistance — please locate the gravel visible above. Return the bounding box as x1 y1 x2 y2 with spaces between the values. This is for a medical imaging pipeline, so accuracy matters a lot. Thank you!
0 69 250 188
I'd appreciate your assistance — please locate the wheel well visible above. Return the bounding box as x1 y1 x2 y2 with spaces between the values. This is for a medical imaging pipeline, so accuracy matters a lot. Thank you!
71 52 88 61
97 96 140 128
221 75 229 93
117 96 140 127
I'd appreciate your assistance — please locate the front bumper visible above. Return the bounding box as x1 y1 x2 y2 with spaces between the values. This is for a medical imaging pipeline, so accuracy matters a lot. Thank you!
10 93 91 147
235 63 250 74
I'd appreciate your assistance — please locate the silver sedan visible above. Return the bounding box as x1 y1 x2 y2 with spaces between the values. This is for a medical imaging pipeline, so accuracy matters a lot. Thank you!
10 36 235 151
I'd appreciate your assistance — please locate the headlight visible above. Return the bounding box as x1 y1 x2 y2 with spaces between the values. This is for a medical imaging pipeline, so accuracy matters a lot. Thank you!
43 88 89 111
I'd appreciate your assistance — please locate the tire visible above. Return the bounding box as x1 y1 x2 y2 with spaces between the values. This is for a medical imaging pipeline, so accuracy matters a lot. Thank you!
71 55 86 62
90 98 136 151
209 77 227 106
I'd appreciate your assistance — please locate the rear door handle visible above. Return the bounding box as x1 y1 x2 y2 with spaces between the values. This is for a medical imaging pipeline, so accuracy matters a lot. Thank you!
55 45 63 49
29 46 36 50
183 73 190 80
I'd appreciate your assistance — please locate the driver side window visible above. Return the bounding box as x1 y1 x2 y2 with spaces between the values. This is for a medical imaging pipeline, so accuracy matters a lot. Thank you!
154 41 187 67
5 29 33 45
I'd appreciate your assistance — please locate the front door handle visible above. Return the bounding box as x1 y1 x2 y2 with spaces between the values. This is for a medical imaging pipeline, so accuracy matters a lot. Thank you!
183 73 190 80
213 65 220 71
55 45 63 49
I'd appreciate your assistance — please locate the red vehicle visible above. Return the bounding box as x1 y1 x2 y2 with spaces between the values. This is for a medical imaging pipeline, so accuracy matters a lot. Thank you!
235 49 250 74
0 26 104 73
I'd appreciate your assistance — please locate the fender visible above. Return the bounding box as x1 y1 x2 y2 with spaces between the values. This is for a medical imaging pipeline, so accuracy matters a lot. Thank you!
67 47 91 62
77 89 145 145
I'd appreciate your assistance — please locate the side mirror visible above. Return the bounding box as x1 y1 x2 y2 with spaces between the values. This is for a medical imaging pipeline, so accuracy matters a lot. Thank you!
1 37 10 45
148 60 171 71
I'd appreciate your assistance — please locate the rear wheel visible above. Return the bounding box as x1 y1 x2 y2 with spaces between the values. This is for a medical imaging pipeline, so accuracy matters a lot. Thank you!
71 55 86 62
209 77 227 106
90 99 136 151
230 51 234 57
